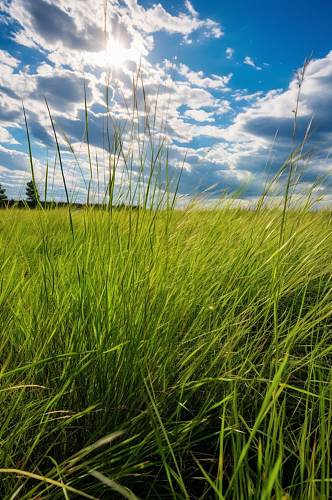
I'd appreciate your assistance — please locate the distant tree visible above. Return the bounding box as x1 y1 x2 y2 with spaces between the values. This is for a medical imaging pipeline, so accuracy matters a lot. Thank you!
26 180 39 207
0 183 8 206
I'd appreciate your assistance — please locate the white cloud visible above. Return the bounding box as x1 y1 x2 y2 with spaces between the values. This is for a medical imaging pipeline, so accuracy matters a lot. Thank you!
184 109 215 122
233 90 264 102
3 0 224 75
2 1 332 202
243 56 262 71
226 47 234 60
185 0 198 18
13 30 38 49
178 63 232 89
0 49 20 68
203 51 332 196
0 0 229 199
0 126 18 144
119 0 223 41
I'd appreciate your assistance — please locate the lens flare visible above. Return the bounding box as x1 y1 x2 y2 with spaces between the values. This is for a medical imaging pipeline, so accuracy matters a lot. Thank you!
106 38 129 68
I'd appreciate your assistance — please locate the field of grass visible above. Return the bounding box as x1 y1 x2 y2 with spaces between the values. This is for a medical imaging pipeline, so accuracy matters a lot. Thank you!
0 203 332 498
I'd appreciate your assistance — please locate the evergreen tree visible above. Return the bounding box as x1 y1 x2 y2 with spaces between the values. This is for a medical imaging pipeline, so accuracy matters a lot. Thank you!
0 183 8 206
26 180 39 206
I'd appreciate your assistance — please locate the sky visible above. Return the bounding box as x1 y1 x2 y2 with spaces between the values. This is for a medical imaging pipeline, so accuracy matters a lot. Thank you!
0 0 332 205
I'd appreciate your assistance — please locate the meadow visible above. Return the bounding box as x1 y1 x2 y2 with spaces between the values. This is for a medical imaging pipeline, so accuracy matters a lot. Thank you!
1 201 332 498
0 60 331 497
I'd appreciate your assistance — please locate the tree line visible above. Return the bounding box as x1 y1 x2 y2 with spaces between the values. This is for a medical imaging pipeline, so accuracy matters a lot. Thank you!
0 182 140 210
0 181 39 207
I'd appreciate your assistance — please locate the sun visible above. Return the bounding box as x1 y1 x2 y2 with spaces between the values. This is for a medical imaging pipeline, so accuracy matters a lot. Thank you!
106 37 130 69
93 35 142 71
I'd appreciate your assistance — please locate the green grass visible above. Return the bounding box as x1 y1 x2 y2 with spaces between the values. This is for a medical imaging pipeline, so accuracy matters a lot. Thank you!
1 65 331 497
1 204 332 498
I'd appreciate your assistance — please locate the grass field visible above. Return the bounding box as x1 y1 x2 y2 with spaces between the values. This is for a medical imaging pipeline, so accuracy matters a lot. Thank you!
1 203 332 498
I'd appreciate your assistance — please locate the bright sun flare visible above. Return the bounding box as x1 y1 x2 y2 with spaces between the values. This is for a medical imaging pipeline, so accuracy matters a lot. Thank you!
106 38 130 68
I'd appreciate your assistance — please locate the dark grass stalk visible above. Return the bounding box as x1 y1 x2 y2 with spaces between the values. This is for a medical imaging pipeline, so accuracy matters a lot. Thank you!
44 158 49 206
22 103 41 208
45 97 74 236
62 131 88 192
95 150 100 206
84 79 93 206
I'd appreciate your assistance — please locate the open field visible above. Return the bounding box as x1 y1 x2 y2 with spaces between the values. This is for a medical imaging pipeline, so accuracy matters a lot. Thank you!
1 0 332 497
0 205 332 498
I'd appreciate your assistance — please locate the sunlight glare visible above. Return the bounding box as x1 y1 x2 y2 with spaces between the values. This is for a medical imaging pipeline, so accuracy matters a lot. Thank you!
106 37 129 69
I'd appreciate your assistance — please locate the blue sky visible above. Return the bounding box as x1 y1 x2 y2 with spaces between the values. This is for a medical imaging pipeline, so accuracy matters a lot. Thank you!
0 0 332 204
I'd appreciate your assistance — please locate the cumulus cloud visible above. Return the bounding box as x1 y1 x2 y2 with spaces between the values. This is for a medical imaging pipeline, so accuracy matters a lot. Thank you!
185 0 199 18
178 63 232 90
4 0 223 52
0 144 30 172
124 0 223 40
205 51 332 196
184 109 215 122
34 71 94 111
0 0 227 200
0 49 20 68
6 0 105 51
1 0 332 202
